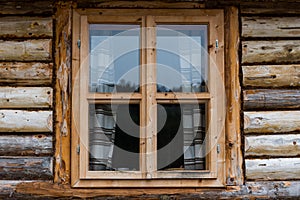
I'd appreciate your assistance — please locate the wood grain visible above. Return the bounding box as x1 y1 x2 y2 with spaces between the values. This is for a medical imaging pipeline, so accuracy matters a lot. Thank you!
0 135 52 156
0 87 52 108
0 157 53 180
245 134 300 157
244 111 300 134
246 158 300 180
224 6 243 186
0 17 52 38
242 17 300 38
54 3 72 184
243 89 300 110
242 65 300 88
76 1 205 9
0 1 53 15
0 40 52 61
0 110 52 132
242 40 300 64
0 62 53 85
5 180 299 198
241 8 300 15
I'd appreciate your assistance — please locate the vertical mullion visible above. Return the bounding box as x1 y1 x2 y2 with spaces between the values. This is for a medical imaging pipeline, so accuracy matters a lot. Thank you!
140 16 147 178
79 15 89 178
145 16 157 178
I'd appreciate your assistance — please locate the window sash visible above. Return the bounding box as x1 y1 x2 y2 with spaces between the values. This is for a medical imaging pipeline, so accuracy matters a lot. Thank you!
72 9 225 186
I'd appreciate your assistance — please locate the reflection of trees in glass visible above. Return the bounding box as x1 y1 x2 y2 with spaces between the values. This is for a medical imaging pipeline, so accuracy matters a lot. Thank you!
157 80 207 93
116 79 139 92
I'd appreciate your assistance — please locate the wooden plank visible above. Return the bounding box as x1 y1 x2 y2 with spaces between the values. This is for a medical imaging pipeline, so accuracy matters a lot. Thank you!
245 134 300 157
224 6 243 186
0 40 52 61
242 17 300 38
0 1 53 15
242 40 300 64
0 62 53 85
1 180 300 198
0 17 52 39
0 157 53 180
71 9 81 186
76 1 205 9
242 65 300 88
0 135 52 156
0 110 52 132
244 111 300 134
243 89 300 110
246 158 300 180
145 15 157 178
54 3 72 184
0 87 52 108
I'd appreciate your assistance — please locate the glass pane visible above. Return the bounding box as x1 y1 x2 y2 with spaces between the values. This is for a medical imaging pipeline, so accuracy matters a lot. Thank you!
157 104 206 170
156 25 208 93
90 24 140 93
89 104 140 171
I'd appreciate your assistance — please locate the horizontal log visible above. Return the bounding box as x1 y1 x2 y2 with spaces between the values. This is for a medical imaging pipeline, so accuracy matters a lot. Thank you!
77 1 205 8
0 135 52 156
243 89 300 110
246 158 300 180
0 157 53 180
6 180 300 199
242 40 300 64
0 17 52 39
0 1 53 15
241 8 300 15
242 17 300 38
0 40 52 61
246 181 300 198
0 87 52 108
245 134 300 157
0 62 52 85
242 65 300 88
244 111 300 134
0 110 52 132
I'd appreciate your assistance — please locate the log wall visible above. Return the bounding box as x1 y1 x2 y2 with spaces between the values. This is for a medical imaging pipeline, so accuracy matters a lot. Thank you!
0 1 53 182
0 0 300 199
241 10 300 182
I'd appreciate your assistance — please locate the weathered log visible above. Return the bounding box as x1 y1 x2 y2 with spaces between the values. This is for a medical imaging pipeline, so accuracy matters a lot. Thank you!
54 4 72 184
246 181 300 197
241 8 300 15
242 17 300 38
0 110 52 132
242 65 300 88
0 1 53 15
246 158 300 180
0 40 52 61
76 1 205 8
0 17 52 39
0 87 52 108
243 89 300 110
0 62 52 86
0 135 52 156
3 180 299 199
242 40 300 64
244 111 300 134
0 157 53 180
224 6 243 186
245 134 300 157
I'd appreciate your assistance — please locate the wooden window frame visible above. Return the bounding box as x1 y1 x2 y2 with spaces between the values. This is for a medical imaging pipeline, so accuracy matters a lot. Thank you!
71 9 226 188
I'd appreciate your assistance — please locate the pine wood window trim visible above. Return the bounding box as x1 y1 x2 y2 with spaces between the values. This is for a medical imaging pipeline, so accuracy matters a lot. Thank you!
71 9 226 188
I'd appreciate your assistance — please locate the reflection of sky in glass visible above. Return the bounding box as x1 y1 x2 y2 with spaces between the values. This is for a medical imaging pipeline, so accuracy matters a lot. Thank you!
89 24 140 93
157 25 208 92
